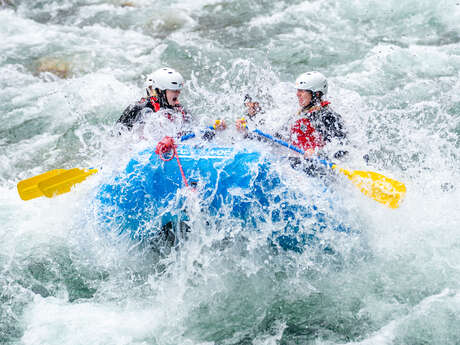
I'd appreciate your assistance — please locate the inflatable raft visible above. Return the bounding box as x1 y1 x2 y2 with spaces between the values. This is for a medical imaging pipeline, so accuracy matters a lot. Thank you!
96 145 351 252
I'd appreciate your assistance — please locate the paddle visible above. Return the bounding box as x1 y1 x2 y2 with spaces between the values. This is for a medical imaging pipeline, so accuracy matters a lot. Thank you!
253 129 406 209
17 169 67 201
16 128 210 201
17 168 98 200
38 168 98 198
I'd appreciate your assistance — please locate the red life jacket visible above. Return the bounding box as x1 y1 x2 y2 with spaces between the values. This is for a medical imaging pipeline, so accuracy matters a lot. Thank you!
142 96 188 122
138 96 161 112
290 101 330 151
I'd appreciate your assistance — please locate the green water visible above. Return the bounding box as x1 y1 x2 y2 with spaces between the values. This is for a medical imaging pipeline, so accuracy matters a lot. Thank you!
1 0 460 344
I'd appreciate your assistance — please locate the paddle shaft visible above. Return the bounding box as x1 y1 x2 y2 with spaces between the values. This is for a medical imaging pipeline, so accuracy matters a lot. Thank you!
252 129 406 209
252 129 334 169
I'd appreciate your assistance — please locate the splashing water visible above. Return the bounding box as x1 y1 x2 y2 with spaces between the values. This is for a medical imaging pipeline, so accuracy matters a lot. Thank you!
1 0 460 344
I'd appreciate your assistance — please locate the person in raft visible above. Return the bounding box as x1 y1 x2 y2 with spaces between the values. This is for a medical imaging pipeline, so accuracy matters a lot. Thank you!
237 71 348 176
117 67 227 248
116 67 225 140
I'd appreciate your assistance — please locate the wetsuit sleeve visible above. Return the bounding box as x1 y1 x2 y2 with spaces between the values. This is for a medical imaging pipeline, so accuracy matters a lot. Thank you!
202 129 216 141
320 110 347 144
117 104 142 130
320 110 349 160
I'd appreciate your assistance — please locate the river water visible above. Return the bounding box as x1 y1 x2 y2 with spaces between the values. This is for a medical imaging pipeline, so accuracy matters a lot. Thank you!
1 0 460 344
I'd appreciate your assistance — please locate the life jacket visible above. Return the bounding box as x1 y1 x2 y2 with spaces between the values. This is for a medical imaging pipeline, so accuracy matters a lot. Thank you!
290 101 330 151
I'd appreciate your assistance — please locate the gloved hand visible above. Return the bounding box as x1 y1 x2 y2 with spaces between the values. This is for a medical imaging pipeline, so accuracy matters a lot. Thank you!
244 95 262 117
236 117 247 131
212 119 227 130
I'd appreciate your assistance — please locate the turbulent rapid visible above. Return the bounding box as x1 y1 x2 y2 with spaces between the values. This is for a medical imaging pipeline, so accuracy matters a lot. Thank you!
1 0 460 344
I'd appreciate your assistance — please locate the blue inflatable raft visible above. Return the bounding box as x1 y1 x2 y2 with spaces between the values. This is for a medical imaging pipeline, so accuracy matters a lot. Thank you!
96 145 351 252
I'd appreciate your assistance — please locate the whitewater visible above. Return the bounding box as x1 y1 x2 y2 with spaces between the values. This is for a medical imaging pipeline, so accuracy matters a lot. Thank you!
1 0 460 344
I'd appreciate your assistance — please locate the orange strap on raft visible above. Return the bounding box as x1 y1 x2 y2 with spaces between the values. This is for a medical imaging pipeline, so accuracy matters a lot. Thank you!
155 136 190 187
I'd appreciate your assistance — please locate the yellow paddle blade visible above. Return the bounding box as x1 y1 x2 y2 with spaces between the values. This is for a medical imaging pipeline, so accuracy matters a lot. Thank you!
333 165 406 209
17 169 68 201
38 168 98 198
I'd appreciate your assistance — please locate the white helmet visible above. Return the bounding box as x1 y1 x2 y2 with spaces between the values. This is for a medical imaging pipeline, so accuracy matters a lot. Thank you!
295 71 328 96
145 67 184 91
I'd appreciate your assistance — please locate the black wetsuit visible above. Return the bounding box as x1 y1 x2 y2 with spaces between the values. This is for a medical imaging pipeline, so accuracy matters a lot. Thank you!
117 98 155 130
288 102 348 177
301 102 348 159
117 96 191 129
